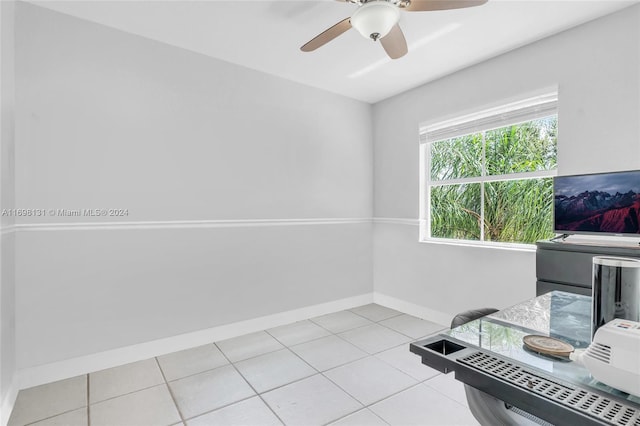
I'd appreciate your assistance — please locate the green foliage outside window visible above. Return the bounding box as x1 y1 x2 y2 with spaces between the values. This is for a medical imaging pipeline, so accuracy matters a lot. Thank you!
430 184 481 241
429 116 557 244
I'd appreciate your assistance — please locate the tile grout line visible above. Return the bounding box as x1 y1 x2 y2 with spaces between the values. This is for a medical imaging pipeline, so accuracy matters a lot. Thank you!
86 381 168 407
365 408 390 426
319 356 370 373
263 329 324 375
329 323 409 357
316 369 366 420
422 377 473 409
22 406 87 426
217 333 285 364
264 330 342 425
322 406 390 426
151 342 339 398
212 341 288 426
331 322 454 394
358 382 427 424
316 371 425 425
308 317 375 335
276 333 332 349
348 305 447 340
370 343 442 383
179 394 268 423
316 357 421 422
359 382 427 422
370 315 444 341
266 322 404 376
348 308 405 323
360 379 472 421
155 337 288 385
223 370 325 401
308 309 438 352
292 345 369 375
20 375 91 426
318 339 437 387
154 357 186 424
264 322 332 348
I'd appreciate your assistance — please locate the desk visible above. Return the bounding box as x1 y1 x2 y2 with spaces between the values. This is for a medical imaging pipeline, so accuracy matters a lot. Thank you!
410 291 640 426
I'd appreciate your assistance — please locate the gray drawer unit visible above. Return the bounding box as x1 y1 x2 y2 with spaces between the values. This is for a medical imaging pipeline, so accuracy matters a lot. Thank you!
536 280 592 296
536 240 640 296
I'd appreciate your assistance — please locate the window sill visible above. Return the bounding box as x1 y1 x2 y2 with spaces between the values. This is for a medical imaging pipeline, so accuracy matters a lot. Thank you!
419 237 537 253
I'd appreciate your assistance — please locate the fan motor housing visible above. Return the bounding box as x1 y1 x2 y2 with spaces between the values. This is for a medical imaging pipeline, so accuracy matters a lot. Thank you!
350 1 400 41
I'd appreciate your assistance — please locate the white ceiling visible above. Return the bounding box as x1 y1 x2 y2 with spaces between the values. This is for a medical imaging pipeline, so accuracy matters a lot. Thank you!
29 0 638 103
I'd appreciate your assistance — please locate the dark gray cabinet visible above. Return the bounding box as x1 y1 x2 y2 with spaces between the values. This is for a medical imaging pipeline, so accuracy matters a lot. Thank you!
536 240 640 296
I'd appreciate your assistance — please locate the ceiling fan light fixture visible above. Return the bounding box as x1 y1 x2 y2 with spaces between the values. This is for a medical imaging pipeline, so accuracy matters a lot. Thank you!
350 1 400 41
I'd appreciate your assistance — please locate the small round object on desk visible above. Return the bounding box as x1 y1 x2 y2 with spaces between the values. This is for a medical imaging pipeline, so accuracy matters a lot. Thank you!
523 335 575 357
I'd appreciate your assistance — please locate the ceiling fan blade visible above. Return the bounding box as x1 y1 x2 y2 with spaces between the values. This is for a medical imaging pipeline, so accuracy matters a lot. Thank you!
300 18 352 52
380 24 408 59
402 0 487 12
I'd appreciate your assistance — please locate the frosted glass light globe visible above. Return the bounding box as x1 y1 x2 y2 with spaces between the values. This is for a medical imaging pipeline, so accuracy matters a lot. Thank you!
351 1 400 41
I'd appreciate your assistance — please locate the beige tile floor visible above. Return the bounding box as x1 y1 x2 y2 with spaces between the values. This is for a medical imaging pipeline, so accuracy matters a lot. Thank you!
8 304 480 426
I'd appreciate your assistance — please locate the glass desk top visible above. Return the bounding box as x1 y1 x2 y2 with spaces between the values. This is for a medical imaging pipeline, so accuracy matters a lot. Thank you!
445 291 640 406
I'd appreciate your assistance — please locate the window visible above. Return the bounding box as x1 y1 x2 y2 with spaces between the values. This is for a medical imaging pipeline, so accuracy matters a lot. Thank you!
420 93 558 246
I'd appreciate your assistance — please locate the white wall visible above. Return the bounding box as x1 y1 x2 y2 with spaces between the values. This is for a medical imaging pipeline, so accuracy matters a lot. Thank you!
372 5 640 320
0 0 17 423
14 3 373 369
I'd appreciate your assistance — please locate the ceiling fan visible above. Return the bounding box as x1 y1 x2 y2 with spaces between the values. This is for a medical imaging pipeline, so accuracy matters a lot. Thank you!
301 0 487 60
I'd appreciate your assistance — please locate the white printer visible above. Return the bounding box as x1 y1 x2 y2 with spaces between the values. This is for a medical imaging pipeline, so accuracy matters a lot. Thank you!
571 318 640 397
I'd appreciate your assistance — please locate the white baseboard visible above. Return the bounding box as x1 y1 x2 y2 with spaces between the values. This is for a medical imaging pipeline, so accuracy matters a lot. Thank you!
373 292 452 328
15 293 374 392
1 377 18 426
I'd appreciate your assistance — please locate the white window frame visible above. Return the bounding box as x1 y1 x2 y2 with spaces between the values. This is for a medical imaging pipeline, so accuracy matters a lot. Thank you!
419 93 558 250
